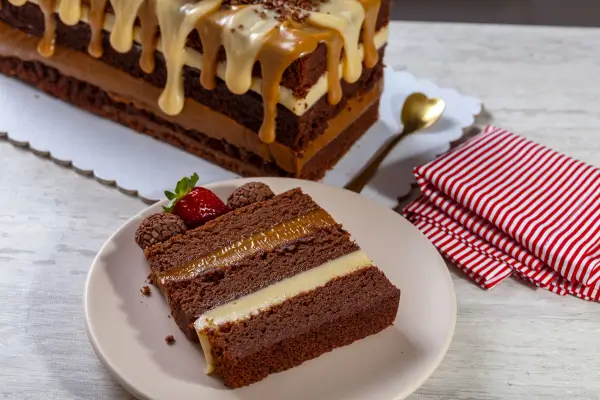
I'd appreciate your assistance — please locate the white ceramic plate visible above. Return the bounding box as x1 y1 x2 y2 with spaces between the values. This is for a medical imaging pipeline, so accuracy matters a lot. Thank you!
84 178 456 400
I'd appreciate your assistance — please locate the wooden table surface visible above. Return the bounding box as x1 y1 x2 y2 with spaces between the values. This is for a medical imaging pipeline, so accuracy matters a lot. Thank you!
2 21 600 399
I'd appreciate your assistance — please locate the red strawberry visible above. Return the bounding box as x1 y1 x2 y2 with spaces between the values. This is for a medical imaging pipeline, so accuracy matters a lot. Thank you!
163 173 230 228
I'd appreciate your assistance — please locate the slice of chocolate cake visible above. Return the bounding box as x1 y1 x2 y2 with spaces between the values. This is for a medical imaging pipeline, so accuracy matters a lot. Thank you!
141 183 400 388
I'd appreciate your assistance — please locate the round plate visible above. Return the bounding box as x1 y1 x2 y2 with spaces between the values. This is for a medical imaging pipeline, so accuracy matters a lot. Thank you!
84 178 456 400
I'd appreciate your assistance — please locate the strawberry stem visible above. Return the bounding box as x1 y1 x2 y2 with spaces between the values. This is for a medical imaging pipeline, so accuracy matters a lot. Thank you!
163 173 200 213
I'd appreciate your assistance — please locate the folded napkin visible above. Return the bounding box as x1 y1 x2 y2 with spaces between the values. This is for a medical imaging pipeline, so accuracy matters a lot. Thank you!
403 126 600 301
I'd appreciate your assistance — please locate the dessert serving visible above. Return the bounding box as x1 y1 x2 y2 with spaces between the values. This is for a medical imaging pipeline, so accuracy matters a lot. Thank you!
134 174 401 388
0 0 390 179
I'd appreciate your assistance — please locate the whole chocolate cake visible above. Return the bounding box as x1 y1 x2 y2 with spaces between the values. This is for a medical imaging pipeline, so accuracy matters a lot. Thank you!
137 179 401 388
0 0 390 179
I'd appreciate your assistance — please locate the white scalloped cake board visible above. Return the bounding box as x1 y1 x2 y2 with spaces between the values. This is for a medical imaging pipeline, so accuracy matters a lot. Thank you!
0 68 481 207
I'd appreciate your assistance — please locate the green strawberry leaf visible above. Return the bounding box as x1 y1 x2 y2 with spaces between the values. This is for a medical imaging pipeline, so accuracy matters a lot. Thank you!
190 173 200 187
163 198 178 213
164 173 200 213
175 178 186 197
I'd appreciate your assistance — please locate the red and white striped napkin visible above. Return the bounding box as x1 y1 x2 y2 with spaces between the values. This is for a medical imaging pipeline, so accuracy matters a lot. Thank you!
403 126 600 301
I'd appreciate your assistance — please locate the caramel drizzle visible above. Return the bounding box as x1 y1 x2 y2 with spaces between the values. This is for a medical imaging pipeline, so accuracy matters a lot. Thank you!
196 15 220 91
138 0 159 74
13 0 382 144
158 209 336 282
360 0 381 68
325 33 343 105
308 0 365 84
37 0 57 57
88 0 107 58
256 23 342 143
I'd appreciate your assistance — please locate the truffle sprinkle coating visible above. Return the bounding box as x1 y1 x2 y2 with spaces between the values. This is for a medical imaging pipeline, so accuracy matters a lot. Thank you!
227 182 276 209
135 212 187 249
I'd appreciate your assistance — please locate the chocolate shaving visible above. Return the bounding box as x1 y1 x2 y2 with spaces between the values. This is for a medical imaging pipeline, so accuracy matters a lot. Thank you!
220 0 322 22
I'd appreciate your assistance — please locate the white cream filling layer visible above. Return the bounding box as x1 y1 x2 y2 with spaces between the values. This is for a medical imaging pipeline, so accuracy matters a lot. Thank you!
194 250 372 374
22 0 389 115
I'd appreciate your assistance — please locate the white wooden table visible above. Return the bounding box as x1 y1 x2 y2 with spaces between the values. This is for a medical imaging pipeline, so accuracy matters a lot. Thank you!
2 21 600 399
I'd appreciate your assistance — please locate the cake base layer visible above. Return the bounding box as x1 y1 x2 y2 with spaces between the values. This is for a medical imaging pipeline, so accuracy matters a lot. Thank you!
0 55 381 179
204 266 401 388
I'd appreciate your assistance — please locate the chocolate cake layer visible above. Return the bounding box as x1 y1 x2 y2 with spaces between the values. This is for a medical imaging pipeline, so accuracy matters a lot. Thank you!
0 1 386 150
146 189 322 274
203 266 401 388
300 98 380 180
168 228 359 340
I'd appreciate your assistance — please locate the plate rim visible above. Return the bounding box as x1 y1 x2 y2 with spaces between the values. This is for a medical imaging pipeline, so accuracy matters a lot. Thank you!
84 177 457 400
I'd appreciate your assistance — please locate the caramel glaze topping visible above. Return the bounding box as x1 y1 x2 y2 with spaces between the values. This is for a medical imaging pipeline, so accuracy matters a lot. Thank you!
87 0 107 58
156 208 336 284
37 0 57 57
8 0 382 144
138 0 159 74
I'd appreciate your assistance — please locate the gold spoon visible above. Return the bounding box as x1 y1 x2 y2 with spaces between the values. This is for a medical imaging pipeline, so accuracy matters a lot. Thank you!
344 92 446 193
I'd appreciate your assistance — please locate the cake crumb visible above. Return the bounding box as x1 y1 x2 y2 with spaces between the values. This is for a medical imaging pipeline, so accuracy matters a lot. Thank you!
140 285 151 296
165 335 175 345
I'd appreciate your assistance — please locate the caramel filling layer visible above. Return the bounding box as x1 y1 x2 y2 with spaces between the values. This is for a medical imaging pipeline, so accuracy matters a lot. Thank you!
6 0 385 144
195 250 373 374
157 208 337 284
0 21 382 174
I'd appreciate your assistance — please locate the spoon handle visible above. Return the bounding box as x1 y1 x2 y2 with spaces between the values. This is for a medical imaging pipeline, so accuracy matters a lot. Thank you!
344 128 411 193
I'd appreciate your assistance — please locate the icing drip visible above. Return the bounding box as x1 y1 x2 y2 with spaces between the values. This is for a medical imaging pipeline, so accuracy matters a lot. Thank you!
37 0 57 57
308 0 365 84
218 6 279 95
87 0 108 58
7 0 27 6
156 0 221 115
9 0 384 144
138 0 159 73
58 0 81 26
360 0 380 68
324 33 343 104
257 24 322 144
158 208 337 283
196 16 221 91
109 0 145 53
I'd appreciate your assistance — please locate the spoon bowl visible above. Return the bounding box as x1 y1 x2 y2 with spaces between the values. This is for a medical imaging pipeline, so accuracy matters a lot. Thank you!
344 92 446 193
402 93 446 132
